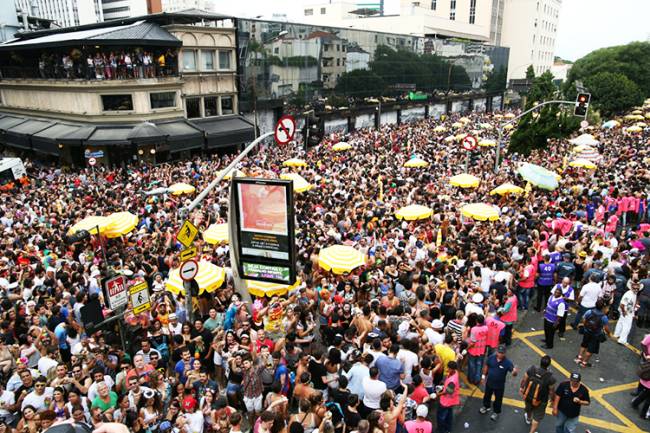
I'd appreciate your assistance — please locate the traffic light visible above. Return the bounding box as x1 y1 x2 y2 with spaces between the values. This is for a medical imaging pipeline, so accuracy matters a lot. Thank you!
302 115 324 148
574 93 591 117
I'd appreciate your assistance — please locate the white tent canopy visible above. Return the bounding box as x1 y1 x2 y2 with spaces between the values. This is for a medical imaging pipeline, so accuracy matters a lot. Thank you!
569 133 599 146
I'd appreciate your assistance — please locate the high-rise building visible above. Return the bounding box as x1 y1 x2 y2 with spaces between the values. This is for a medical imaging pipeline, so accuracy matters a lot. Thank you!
101 0 152 21
160 0 215 13
299 0 562 80
14 0 103 27
500 0 561 80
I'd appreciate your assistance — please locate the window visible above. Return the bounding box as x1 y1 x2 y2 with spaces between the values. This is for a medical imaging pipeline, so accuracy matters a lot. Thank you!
101 94 133 111
449 0 456 20
320 7 326 14
186 97 201 118
324 44 329 51
221 96 233 115
431 0 436 10
218 51 231 70
304 8 313 16
103 6 129 13
150 92 176 109
182 50 196 71
469 0 476 24
336 58 340 66
202 50 215 70
204 96 219 117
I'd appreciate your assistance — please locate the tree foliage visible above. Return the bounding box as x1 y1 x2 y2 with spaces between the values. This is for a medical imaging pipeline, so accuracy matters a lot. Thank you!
509 71 580 155
484 66 507 93
563 42 650 110
584 72 644 117
335 69 385 98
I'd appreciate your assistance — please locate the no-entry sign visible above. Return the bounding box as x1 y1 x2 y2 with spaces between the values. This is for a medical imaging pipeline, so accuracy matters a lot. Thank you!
274 115 296 145
180 259 199 281
88 157 97 166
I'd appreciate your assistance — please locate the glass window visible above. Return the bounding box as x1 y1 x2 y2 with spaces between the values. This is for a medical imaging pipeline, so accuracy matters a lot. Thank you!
469 0 476 24
304 8 313 16
320 7 326 14
204 96 219 117
202 51 215 70
101 94 133 111
431 0 436 10
186 97 201 118
221 96 233 115
182 50 196 71
150 92 176 109
218 51 231 70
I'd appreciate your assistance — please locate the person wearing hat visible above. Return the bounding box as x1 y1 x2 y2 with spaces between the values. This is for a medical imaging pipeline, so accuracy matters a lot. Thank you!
552 372 590 433
405 404 432 433
480 345 517 421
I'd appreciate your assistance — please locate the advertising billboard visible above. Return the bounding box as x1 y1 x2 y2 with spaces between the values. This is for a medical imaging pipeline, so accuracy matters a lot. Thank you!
232 178 296 284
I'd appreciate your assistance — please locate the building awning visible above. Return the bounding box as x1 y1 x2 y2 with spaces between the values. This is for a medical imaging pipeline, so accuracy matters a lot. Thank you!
5 119 53 150
156 120 204 152
85 127 133 146
0 116 29 134
58 126 97 146
128 122 167 145
32 123 84 156
190 115 255 149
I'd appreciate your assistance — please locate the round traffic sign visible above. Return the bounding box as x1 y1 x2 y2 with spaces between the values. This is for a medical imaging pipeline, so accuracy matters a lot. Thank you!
580 120 589 129
180 259 199 281
274 115 296 145
462 135 478 151
88 157 97 166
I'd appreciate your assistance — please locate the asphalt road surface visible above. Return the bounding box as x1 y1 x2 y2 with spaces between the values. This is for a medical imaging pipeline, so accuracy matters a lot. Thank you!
451 307 649 433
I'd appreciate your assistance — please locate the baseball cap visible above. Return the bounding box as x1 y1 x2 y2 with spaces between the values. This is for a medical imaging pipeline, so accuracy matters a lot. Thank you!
182 396 197 412
570 372 581 382
416 405 428 418
159 421 173 433
497 344 507 353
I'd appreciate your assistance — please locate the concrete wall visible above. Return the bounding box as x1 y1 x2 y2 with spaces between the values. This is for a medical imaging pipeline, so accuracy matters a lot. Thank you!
474 98 487 112
401 107 425 123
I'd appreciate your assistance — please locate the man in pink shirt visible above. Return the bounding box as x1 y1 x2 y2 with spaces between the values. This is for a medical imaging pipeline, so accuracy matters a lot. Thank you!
486 313 506 355
405 405 432 433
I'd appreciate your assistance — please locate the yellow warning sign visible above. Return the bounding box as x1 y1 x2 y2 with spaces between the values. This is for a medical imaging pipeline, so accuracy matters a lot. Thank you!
180 246 198 262
177 220 198 248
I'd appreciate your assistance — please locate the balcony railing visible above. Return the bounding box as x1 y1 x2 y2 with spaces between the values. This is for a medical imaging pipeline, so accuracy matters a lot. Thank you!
0 64 179 81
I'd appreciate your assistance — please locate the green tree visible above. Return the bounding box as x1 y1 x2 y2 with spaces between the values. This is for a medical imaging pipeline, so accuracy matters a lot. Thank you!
335 69 385 98
525 65 536 80
584 72 644 117
564 41 650 97
509 71 580 155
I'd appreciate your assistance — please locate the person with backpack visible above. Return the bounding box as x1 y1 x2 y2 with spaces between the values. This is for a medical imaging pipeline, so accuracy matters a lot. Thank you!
552 372 590 433
520 355 556 433
575 299 611 368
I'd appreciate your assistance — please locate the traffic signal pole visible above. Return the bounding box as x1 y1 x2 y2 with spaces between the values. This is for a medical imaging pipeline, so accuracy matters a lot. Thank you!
495 100 575 173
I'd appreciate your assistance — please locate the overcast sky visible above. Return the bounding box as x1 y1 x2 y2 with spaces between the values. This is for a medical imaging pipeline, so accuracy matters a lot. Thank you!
214 0 649 61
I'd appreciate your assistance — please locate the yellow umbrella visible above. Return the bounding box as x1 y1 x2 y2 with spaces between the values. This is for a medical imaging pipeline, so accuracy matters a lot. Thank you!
67 215 110 235
569 159 597 169
493 114 503 119
490 183 524 196
504 113 516 119
245 278 301 298
332 142 352 151
404 158 429 168
625 114 644 121
280 173 312 193
433 126 447 132
166 261 226 295
451 122 463 129
636 122 648 128
395 205 433 221
449 173 480 188
217 169 244 180
455 133 468 141
444 135 456 142
318 245 366 274
479 139 497 147
632 109 643 115
480 123 493 130
104 211 139 238
503 124 514 131
459 117 471 123
461 203 500 221
627 125 643 133
283 158 307 167
645 113 650 119
572 144 595 153
203 223 229 244
168 183 195 195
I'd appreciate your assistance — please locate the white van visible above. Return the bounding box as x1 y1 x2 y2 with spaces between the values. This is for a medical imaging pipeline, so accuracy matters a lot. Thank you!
0 158 27 187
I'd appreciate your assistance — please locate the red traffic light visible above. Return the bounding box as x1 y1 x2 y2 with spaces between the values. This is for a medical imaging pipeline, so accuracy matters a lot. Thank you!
578 95 587 103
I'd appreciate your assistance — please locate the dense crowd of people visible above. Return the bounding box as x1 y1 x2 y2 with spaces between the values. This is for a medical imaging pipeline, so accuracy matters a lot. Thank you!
0 106 648 433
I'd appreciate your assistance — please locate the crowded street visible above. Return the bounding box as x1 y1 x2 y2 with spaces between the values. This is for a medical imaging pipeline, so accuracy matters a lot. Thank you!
0 104 646 433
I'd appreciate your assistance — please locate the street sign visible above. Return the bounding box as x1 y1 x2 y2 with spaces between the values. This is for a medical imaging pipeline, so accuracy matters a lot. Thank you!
274 115 296 145
180 246 198 262
84 150 104 159
129 281 151 314
177 220 199 248
88 157 97 166
180 259 199 282
462 135 478 151
580 120 589 129
105 275 128 310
